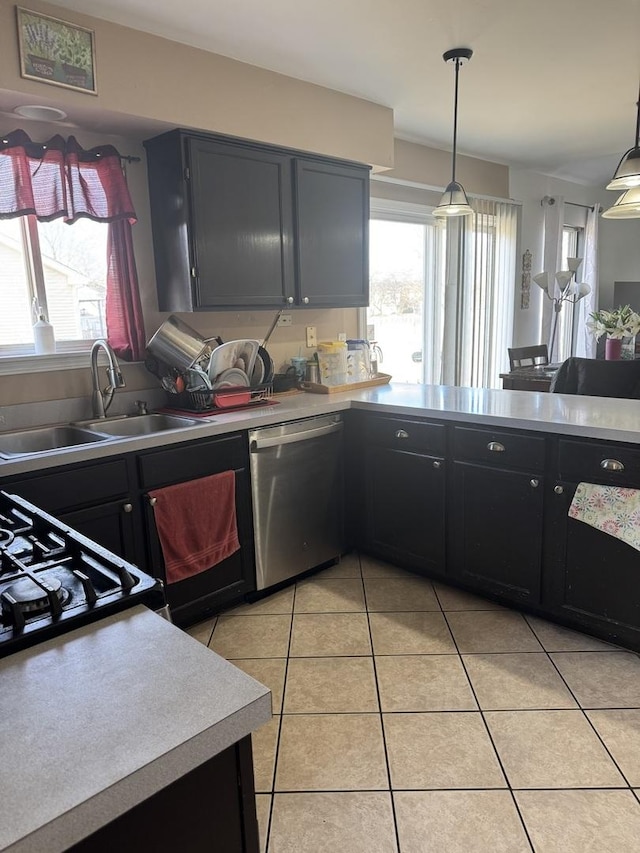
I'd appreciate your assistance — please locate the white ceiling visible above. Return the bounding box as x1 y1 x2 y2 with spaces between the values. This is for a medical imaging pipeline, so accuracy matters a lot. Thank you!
40 0 640 185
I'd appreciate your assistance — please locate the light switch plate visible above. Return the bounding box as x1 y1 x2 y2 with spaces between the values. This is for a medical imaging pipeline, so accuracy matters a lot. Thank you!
306 326 317 347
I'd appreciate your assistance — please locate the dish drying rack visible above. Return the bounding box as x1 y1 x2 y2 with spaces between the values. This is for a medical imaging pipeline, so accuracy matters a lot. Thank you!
167 383 273 413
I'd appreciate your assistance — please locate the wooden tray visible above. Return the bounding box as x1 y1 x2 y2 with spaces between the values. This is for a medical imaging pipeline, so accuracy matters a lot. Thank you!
302 373 392 394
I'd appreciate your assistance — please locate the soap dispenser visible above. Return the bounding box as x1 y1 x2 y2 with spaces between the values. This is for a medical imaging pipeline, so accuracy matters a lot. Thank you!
32 298 55 355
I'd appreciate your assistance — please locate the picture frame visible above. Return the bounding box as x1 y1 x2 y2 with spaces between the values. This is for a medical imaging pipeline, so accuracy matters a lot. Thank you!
16 7 97 95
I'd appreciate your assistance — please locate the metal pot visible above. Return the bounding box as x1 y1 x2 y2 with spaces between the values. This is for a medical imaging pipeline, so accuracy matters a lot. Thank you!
147 315 210 371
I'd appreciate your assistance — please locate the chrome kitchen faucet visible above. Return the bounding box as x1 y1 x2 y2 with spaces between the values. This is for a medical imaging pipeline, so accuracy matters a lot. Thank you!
90 340 126 418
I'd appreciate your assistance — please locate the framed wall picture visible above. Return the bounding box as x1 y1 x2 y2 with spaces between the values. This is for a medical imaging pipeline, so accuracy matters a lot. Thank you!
16 7 97 94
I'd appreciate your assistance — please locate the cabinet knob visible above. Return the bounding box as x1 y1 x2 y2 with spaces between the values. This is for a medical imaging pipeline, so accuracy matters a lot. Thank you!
487 441 505 452
600 458 625 472
122 502 133 513
148 496 157 507
286 296 294 304
303 296 310 304
395 429 409 439
554 485 564 495
530 479 539 488
433 460 441 469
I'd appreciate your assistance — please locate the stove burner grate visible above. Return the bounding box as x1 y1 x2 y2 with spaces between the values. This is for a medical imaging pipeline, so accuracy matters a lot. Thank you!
3 576 70 615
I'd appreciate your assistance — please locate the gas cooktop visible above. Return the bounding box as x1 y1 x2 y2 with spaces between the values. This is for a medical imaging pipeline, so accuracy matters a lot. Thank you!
0 491 166 657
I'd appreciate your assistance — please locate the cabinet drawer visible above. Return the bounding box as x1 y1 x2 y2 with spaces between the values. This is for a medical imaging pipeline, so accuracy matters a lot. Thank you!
365 416 445 455
5 459 130 514
139 433 245 489
558 439 640 486
453 426 546 471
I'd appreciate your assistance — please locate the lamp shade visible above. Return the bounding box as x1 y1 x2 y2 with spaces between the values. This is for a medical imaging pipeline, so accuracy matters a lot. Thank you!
566 257 583 274
606 147 640 191
575 282 591 300
602 186 640 219
555 271 573 290
533 272 551 293
433 181 473 218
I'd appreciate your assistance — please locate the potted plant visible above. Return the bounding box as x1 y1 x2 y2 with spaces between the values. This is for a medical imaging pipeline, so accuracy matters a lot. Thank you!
23 20 58 79
587 305 640 360
55 28 92 88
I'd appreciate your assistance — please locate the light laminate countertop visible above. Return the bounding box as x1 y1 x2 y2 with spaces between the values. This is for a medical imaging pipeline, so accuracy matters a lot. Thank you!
0 606 271 853
1 383 640 478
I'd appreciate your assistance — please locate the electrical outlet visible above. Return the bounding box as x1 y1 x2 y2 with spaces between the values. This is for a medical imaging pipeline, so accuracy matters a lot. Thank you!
367 324 375 340
337 332 347 342
277 314 292 327
306 326 317 348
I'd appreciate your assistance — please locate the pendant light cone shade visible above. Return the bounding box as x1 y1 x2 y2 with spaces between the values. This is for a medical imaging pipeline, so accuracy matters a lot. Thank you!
434 47 474 219
602 186 640 219
606 88 640 190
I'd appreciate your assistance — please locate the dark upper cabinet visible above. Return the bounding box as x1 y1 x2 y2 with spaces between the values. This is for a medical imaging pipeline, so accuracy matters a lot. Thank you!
144 129 370 312
293 159 369 308
450 426 546 603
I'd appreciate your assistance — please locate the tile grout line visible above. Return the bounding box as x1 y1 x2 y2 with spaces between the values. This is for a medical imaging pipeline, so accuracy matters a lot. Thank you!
527 619 637 793
436 590 536 853
361 558 404 853
263 583 298 853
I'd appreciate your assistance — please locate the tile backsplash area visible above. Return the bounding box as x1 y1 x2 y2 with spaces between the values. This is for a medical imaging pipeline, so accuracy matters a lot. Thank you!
0 308 359 415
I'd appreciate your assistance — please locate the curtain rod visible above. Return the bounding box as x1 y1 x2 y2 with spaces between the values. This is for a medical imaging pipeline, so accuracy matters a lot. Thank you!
541 195 594 211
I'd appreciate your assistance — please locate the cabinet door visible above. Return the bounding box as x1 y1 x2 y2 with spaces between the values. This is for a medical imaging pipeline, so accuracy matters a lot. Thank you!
451 462 543 602
293 159 370 308
364 446 446 576
139 435 256 625
546 479 640 647
61 500 138 564
188 137 295 309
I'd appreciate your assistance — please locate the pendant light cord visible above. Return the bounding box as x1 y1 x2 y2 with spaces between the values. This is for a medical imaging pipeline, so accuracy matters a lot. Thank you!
634 83 640 148
451 57 461 183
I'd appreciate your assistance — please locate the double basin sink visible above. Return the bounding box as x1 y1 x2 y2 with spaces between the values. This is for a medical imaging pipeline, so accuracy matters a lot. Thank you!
0 414 203 459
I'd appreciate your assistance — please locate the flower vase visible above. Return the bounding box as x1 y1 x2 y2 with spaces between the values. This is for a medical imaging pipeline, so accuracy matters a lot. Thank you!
605 337 622 360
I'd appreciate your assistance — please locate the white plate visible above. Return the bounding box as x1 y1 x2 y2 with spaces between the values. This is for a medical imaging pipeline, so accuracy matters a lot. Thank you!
212 367 250 389
207 340 259 383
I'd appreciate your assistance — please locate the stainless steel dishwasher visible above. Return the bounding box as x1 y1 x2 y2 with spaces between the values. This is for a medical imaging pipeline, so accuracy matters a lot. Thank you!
249 413 344 590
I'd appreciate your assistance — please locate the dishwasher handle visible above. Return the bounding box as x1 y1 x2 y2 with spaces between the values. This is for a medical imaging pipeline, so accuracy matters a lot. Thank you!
251 420 343 451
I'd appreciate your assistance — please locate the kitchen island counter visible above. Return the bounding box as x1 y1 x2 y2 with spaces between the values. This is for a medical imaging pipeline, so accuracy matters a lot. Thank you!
0 606 271 853
2 383 640 478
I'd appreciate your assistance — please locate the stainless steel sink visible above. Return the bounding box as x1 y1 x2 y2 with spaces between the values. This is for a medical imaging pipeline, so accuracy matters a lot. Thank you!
77 413 202 437
0 425 111 459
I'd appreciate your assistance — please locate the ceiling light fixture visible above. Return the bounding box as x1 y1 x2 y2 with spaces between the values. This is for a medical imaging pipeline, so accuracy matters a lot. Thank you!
601 186 640 219
606 85 640 191
433 47 474 219
13 105 67 122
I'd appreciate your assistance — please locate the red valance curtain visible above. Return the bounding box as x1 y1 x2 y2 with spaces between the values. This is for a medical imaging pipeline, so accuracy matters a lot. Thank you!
0 129 145 360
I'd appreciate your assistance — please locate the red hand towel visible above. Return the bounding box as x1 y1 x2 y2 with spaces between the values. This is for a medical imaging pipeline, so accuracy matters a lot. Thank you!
149 470 240 585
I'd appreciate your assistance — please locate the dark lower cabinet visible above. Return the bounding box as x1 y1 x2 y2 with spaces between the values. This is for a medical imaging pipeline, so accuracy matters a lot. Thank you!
60 500 138 565
139 433 256 625
450 462 543 602
359 415 446 576
68 736 259 853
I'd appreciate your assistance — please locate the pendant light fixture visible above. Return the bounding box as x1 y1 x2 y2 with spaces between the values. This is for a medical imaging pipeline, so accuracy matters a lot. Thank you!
606 85 640 191
433 47 474 218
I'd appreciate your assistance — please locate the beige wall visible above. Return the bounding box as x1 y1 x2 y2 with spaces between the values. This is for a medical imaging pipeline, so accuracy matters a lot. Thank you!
0 0 393 169
372 139 509 201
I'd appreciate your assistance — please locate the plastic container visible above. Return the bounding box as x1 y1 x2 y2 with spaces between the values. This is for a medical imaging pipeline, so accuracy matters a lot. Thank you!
317 341 348 386
33 314 55 355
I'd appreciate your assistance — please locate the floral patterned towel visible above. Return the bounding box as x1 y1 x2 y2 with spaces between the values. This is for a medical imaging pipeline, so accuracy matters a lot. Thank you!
569 482 640 551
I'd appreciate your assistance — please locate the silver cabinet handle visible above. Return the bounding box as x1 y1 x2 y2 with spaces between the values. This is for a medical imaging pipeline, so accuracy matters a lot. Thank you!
487 441 505 452
286 296 294 304
395 429 409 439
600 458 625 472
530 479 539 488
303 296 310 304
554 485 564 495
433 460 441 469
122 502 133 513
148 496 157 506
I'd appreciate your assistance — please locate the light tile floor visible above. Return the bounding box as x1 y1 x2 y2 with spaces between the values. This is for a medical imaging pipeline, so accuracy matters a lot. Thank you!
187 553 640 853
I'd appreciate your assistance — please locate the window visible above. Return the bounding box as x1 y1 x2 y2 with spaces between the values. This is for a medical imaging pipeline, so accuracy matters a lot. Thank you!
367 196 518 389
0 215 108 355
555 225 582 361
366 202 445 383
